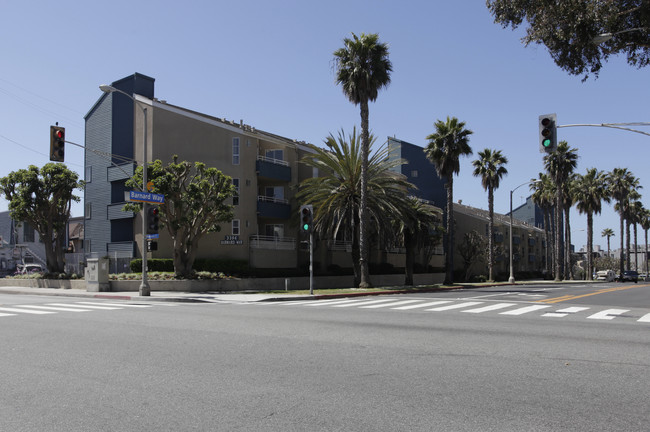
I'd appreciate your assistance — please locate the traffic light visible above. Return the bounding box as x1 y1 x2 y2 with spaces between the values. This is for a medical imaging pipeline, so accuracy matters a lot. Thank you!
300 205 313 234
146 206 160 235
538 113 557 153
50 125 65 162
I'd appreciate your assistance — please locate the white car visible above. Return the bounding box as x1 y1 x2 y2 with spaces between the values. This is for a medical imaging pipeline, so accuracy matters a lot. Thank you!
596 270 615 282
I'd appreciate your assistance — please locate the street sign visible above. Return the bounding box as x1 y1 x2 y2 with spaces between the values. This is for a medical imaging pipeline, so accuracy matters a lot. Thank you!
126 190 165 204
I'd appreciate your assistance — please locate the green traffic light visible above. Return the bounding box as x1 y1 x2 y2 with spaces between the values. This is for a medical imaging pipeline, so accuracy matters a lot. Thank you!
303 224 310 231
542 138 552 148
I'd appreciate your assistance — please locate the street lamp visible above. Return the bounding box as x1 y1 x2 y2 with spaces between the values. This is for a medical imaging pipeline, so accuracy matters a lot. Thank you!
593 28 647 44
99 84 150 296
509 180 541 284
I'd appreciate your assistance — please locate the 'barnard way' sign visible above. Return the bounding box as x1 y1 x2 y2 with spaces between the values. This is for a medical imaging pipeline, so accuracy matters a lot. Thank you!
126 191 165 204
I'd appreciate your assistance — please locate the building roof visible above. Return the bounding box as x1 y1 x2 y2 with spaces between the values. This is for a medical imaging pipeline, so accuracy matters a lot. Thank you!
453 201 544 233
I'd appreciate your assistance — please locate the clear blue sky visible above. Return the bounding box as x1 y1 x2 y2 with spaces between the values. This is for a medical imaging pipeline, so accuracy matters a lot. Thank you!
2 0 649 252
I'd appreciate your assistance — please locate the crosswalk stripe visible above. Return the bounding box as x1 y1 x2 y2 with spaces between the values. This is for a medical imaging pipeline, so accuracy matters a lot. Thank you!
392 301 453 310
462 303 517 314
0 307 55 315
500 305 551 315
543 306 590 317
48 303 121 310
638 313 650 323
19 305 91 312
306 299 371 307
587 309 630 320
0 312 16 317
76 302 152 308
359 300 422 309
425 302 483 312
331 299 397 308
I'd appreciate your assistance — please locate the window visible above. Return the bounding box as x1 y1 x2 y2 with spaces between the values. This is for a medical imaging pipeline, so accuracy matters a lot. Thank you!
265 149 283 161
411 170 418 178
22 222 35 243
85 202 92 219
232 137 240 165
85 166 92 183
232 178 240 205
265 186 284 200
232 219 240 236
265 224 284 238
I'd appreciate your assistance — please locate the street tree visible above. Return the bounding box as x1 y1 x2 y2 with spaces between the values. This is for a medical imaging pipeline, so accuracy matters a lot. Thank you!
530 173 556 276
607 168 640 276
487 0 650 80
425 116 473 285
125 156 235 278
601 227 615 258
298 128 412 287
333 32 392 288
0 163 82 273
574 168 610 280
396 197 443 286
458 230 487 282
544 141 578 281
472 148 508 282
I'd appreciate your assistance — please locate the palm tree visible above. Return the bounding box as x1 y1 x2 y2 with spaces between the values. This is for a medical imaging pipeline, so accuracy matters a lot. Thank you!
396 197 443 286
574 168 609 280
425 116 473 285
297 128 411 286
639 209 650 278
472 148 508 281
607 168 640 276
562 174 577 280
601 228 615 258
544 141 578 281
530 173 556 276
333 33 392 288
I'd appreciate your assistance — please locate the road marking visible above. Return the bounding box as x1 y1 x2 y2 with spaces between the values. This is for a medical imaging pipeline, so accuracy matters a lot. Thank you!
359 300 422 309
638 313 650 323
542 306 590 317
0 307 55 315
500 305 551 315
391 301 453 310
539 284 650 304
76 302 153 308
305 299 368 306
19 305 91 312
462 303 517 313
331 299 398 308
48 303 122 310
425 302 483 312
0 312 16 317
587 309 630 320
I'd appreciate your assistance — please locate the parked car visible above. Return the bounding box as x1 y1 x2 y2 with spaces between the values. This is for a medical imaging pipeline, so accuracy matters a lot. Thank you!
16 264 44 274
618 270 639 283
596 270 616 282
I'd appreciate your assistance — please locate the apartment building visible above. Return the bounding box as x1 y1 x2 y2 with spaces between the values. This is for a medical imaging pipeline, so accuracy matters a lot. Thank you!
84 73 317 269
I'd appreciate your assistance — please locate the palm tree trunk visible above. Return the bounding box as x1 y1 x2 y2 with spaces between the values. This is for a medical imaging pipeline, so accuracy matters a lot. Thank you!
444 177 454 285
555 188 563 281
565 204 573 280
586 212 593 280
634 222 638 271
404 231 415 286
358 99 370 288
487 188 494 281
619 213 625 276
626 219 631 270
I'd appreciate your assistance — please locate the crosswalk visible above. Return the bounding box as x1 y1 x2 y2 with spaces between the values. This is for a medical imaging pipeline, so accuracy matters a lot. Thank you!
0 301 155 318
262 297 650 324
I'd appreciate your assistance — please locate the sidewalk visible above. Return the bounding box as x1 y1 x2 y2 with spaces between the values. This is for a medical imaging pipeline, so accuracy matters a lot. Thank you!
0 279 601 304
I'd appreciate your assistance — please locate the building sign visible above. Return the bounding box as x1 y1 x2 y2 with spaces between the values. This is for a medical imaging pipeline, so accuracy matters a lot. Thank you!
220 235 243 245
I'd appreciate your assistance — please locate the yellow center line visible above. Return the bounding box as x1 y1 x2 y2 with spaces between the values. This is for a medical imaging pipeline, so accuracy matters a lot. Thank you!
537 284 650 304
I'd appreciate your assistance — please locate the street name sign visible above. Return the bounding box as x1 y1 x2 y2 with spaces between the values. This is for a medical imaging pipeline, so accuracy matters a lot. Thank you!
125 191 165 204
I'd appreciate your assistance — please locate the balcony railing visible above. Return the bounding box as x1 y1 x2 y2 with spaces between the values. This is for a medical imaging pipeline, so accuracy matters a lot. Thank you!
249 235 295 250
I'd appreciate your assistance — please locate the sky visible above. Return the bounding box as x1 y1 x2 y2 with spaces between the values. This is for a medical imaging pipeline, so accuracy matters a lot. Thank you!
2 0 650 252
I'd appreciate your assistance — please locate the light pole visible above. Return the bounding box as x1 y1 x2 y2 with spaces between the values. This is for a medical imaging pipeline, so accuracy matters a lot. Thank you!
592 27 647 44
99 84 150 296
509 180 541 284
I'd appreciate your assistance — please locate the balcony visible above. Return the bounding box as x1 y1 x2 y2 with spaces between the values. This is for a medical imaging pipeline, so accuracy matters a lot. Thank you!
257 195 291 219
249 235 295 250
256 155 291 182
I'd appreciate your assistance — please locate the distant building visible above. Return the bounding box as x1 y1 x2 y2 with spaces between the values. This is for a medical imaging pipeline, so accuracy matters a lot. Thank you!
509 195 544 229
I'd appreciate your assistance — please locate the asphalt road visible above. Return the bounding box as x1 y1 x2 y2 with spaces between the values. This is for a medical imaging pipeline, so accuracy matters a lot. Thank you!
0 283 648 432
